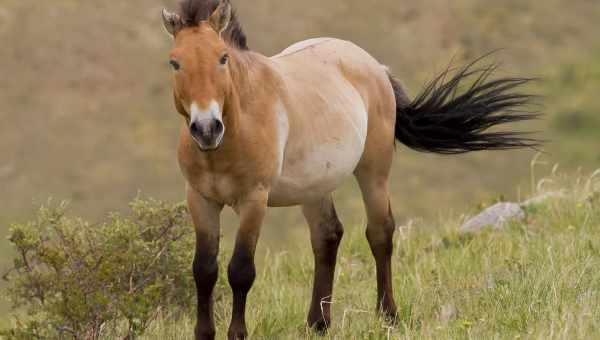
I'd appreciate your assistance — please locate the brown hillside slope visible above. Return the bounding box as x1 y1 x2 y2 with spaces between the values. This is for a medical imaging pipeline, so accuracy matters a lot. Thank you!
0 0 599 227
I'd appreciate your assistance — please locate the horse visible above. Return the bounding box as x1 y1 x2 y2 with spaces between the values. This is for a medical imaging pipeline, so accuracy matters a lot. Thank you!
160 0 538 339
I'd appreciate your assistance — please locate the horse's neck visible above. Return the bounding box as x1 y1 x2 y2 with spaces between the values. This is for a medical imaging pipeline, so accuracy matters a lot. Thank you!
227 50 281 128
220 51 254 142
229 50 278 101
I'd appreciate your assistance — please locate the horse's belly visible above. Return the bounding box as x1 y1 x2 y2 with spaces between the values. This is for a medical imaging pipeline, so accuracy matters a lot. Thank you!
268 113 367 207
268 145 362 206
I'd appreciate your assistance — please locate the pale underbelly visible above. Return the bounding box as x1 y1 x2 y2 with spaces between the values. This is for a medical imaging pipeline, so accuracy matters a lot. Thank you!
268 133 366 207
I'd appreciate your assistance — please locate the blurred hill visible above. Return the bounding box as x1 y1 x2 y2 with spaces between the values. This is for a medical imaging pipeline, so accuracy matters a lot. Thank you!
0 0 599 233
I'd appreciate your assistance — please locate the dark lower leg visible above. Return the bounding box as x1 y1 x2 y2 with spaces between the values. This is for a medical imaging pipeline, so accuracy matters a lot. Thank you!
303 198 344 333
366 210 397 318
308 230 343 331
227 238 257 340
194 247 219 340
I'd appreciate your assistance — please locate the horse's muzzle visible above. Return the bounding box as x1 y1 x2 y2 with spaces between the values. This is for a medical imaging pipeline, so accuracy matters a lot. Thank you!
189 118 225 151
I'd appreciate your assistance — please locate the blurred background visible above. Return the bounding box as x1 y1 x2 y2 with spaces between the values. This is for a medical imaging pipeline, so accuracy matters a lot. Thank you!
0 0 599 316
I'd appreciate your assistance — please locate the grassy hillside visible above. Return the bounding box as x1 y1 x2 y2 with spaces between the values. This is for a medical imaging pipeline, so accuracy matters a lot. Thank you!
129 171 599 339
1 0 599 330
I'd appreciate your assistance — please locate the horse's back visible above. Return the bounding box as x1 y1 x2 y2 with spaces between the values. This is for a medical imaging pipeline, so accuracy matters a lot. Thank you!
267 38 396 206
272 38 391 98
273 37 336 58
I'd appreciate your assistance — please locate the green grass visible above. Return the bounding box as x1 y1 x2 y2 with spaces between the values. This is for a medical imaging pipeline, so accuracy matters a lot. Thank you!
132 171 600 340
0 216 14 328
543 54 600 168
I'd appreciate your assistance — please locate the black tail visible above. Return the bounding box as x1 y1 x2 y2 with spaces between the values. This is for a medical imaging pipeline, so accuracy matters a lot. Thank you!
389 57 541 154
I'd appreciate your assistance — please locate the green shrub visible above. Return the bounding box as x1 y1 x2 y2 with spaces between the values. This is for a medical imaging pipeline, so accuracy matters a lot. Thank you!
1 198 196 340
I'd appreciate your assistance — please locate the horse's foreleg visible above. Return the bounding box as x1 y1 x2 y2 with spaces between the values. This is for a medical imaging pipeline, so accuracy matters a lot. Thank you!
356 173 398 320
227 189 268 340
302 195 344 333
187 188 223 340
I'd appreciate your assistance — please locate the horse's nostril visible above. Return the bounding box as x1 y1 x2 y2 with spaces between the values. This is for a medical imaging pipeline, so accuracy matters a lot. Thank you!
190 121 200 135
214 120 224 134
189 119 224 148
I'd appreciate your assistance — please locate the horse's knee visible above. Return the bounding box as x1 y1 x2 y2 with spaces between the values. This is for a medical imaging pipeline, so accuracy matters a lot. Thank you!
366 213 395 255
312 216 344 260
228 249 256 294
321 217 344 246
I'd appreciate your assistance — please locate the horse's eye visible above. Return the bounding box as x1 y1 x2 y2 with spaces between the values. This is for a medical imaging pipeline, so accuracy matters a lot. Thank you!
170 60 180 71
220 54 229 65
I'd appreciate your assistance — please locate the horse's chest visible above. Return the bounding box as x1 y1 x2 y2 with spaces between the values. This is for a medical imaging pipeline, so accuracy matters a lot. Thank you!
185 170 240 206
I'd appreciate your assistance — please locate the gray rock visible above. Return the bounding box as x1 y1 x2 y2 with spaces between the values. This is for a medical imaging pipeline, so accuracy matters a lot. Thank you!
460 202 525 234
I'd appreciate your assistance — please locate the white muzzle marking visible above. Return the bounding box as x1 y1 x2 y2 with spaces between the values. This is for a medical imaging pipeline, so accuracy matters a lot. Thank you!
189 100 225 150
191 100 222 122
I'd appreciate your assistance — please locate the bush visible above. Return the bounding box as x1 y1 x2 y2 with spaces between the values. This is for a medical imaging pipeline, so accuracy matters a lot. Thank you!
1 198 196 340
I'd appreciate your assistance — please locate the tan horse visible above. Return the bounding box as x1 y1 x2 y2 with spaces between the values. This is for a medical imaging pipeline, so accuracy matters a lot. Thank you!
161 1 538 339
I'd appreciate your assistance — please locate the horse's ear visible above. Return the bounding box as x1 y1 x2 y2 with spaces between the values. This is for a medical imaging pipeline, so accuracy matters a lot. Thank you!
208 0 232 36
162 8 183 37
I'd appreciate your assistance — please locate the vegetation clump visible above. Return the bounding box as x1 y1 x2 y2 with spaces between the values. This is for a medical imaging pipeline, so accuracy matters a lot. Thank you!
1 199 196 340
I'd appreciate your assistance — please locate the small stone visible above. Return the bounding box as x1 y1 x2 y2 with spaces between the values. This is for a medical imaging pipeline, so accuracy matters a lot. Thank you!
486 275 497 289
460 202 525 234
439 304 458 323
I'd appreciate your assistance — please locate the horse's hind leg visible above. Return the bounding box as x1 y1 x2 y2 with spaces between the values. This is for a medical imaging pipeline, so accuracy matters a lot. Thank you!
354 126 398 319
355 169 398 318
302 195 344 333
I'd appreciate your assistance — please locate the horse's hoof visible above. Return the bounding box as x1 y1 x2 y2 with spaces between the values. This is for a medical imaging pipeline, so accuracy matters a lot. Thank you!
227 330 248 340
195 329 216 340
308 319 330 336
378 305 399 324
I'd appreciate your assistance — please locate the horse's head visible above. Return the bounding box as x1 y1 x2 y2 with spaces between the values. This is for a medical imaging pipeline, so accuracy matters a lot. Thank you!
162 0 233 151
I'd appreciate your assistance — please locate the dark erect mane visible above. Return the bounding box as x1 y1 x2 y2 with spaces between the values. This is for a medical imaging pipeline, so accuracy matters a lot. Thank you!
179 0 248 50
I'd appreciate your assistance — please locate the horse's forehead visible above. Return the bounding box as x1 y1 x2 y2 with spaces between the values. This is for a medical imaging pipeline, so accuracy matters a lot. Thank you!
175 24 220 48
